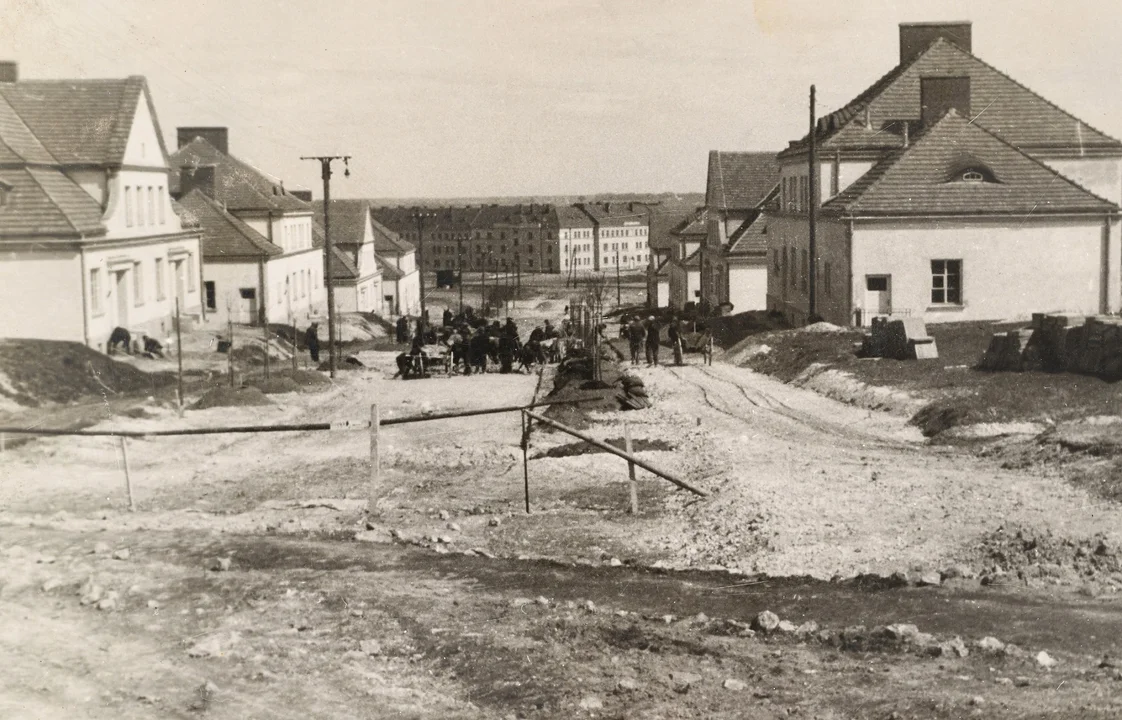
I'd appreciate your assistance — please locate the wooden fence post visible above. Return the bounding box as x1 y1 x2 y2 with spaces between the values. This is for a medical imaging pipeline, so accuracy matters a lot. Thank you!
119 436 135 512
521 410 531 514
368 404 380 517
625 423 638 514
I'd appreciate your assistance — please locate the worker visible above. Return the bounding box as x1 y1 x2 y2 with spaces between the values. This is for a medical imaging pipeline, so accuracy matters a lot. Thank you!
645 316 661 366
668 315 684 366
626 316 646 366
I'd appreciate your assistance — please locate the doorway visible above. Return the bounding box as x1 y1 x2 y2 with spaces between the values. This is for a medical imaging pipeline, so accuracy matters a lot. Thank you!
864 275 891 317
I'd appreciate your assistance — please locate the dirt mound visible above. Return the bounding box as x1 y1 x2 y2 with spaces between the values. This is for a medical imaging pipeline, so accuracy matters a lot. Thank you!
0 339 173 408
533 437 674 459
282 369 332 387
803 321 845 333
249 377 302 394
960 524 1121 587
190 385 273 410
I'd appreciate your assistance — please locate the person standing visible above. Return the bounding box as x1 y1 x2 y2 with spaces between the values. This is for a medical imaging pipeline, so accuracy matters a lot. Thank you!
668 315 683 366
395 315 409 344
443 307 453 327
626 316 646 366
645 316 661 366
305 323 320 363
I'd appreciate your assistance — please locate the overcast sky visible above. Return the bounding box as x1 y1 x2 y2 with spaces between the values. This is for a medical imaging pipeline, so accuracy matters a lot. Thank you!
2 0 1120 198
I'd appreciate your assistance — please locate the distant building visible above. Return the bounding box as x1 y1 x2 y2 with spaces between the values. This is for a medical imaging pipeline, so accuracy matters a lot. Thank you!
665 208 707 310
556 205 596 280
769 22 1122 326
576 202 651 274
369 216 420 316
312 200 383 315
0 63 204 350
169 128 324 326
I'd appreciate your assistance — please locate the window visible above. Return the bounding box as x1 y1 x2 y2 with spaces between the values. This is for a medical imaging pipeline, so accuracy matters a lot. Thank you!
187 253 196 291
90 269 102 314
801 249 808 291
158 186 166 224
147 186 154 226
866 276 888 292
204 281 217 310
155 258 165 299
133 262 144 305
125 186 134 227
931 259 962 304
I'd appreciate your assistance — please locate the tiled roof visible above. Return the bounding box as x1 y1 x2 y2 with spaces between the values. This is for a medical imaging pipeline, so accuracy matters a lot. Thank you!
823 110 1118 217
725 213 769 256
782 39 1121 159
312 199 371 248
0 77 157 165
672 207 709 237
554 204 594 228
328 245 359 281
177 189 281 258
578 202 648 226
376 254 405 280
370 215 414 256
0 167 106 237
169 137 310 213
0 93 56 164
706 152 780 210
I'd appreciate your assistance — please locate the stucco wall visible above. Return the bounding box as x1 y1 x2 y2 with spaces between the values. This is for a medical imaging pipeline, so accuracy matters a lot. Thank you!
264 248 327 324
1039 157 1122 207
851 217 1120 324
0 250 85 342
727 263 768 313
765 214 851 325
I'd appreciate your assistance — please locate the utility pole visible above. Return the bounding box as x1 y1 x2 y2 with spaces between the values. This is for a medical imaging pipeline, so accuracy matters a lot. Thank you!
412 208 437 323
615 246 621 307
457 235 464 314
808 85 818 321
300 154 351 379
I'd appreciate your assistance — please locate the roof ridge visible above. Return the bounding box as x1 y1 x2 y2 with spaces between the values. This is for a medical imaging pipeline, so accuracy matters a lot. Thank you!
187 188 282 255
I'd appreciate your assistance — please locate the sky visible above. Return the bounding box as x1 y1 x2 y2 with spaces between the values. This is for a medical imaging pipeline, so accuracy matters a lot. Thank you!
2 0 1121 199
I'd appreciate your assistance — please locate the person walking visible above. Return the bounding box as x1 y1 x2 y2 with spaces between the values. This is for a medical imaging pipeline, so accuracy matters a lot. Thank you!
626 316 646 365
304 323 321 363
645 316 661 366
668 315 684 366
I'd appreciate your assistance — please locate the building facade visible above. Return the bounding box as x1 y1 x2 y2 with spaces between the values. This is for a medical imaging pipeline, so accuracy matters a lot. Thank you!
0 64 203 351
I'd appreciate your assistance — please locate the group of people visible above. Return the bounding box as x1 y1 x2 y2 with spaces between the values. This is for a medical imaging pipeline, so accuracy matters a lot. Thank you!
621 314 684 367
107 326 167 359
394 308 567 379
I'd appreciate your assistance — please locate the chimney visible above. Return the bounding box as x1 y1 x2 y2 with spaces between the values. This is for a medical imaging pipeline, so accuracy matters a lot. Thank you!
290 189 312 202
176 126 229 154
921 76 971 127
179 166 216 199
0 61 17 83
899 22 972 64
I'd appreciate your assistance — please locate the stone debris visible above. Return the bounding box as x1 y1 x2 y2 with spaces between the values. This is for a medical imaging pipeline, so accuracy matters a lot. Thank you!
915 571 942 587
510 597 534 609
78 578 103 606
1035 650 1058 669
92 542 111 555
751 610 780 633
775 620 797 634
578 695 603 711
41 578 64 593
187 635 224 658
359 639 383 656
616 678 639 692
669 671 702 687
488 517 501 527
188 680 219 713
438 510 450 521
975 636 1006 654
112 549 130 561
723 678 747 691
96 591 119 611
210 557 232 572
795 621 820 637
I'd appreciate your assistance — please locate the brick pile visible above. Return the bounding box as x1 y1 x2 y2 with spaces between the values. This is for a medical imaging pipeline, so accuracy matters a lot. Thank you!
980 313 1122 379
861 317 938 360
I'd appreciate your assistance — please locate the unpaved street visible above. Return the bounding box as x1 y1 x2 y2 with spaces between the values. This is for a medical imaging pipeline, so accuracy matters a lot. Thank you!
2 348 1121 718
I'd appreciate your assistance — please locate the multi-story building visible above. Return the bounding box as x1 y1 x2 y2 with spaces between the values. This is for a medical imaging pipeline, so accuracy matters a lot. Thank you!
312 199 383 315
768 22 1121 326
170 128 325 326
0 63 204 350
556 205 596 280
577 202 651 273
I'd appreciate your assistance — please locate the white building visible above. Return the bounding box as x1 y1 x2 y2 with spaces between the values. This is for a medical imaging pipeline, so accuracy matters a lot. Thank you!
556 205 596 280
0 63 203 350
369 216 420 316
768 22 1122 326
312 200 383 315
169 128 324 326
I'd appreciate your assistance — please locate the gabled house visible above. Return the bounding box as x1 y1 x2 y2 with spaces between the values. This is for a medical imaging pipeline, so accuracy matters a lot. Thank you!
169 128 325 326
312 199 382 315
665 208 707 310
0 63 204 351
699 151 778 312
369 216 420 316
768 22 1122 325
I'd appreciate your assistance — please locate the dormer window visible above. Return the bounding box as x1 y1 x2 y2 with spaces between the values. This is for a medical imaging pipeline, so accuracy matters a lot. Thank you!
946 155 1000 184
962 170 984 183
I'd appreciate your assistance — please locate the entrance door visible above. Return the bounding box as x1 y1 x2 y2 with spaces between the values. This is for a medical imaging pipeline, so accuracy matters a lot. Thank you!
239 288 257 324
864 275 891 317
115 270 129 327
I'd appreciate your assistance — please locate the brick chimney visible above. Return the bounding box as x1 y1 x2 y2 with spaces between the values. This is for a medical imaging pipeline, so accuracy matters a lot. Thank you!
899 22 972 64
0 61 17 83
921 77 971 127
177 127 228 155
179 166 216 199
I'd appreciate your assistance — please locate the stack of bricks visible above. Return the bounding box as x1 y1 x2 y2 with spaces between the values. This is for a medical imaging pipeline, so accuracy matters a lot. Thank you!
862 317 938 360
981 313 1122 380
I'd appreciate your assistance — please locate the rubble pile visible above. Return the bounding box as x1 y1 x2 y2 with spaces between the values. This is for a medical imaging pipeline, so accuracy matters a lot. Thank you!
861 317 937 360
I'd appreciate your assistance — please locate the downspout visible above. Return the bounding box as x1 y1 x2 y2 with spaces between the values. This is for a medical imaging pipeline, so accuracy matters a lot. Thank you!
847 219 856 327
1101 215 1111 315
79 242 91 348
259 256 268 326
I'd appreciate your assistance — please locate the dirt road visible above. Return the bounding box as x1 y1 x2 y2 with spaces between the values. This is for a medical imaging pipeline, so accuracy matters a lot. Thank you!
2 346 1122 718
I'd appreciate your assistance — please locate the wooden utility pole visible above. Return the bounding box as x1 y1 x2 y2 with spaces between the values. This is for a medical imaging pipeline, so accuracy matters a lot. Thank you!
301 154 351 379
175 299 184 410
457 235 464 313
808 85 818 320
412 208 436 322
227 317 234 387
